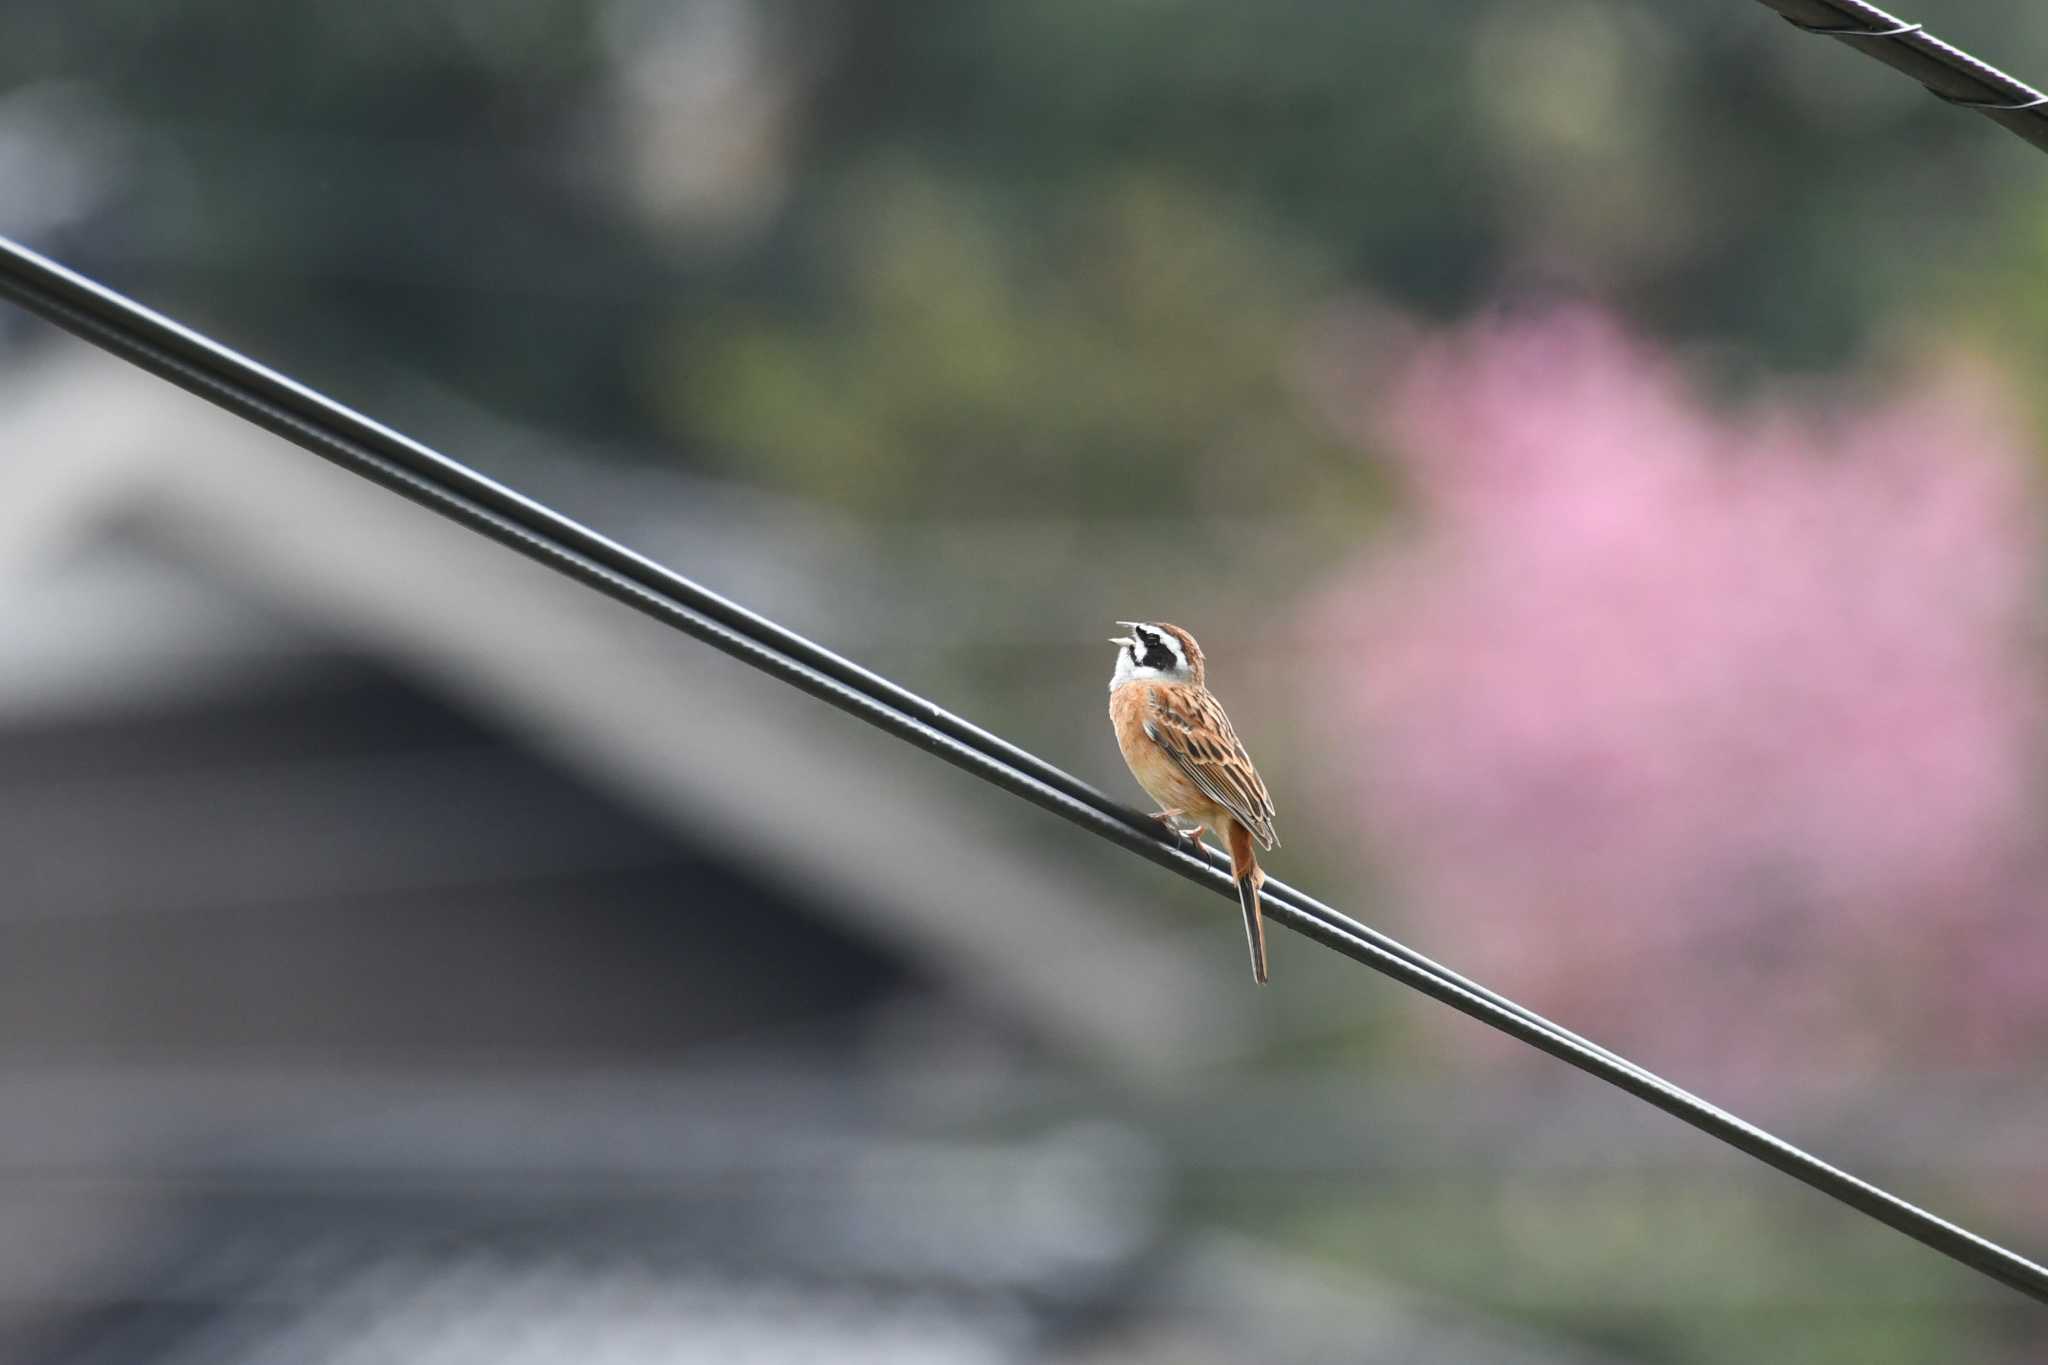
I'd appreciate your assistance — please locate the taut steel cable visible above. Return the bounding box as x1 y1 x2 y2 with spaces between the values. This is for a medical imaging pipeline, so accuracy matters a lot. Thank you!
1757 0 2048 152
3 233 2045 1304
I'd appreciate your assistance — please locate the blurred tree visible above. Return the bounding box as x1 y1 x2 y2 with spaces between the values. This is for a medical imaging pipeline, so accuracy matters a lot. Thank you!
1304 307 2048 1077
3 0 2037 502
677 162 1356 516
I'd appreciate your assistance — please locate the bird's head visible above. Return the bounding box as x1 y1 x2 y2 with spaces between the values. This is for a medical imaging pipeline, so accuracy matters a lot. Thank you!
1109 621 1205 688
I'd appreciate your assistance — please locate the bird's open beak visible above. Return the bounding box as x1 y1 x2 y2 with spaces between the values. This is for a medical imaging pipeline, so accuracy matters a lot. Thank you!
1109 636 1135 647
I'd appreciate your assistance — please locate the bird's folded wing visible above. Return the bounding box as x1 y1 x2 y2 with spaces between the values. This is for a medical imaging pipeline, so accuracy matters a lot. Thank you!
1144 688 1279 850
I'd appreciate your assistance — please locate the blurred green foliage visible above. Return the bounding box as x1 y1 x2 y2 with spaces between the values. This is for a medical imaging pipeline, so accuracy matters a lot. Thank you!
677 163 1355 515
8 0 2046 507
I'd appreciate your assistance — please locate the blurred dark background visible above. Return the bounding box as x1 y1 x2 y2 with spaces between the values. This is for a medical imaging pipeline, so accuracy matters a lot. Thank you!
5 2 2048 1361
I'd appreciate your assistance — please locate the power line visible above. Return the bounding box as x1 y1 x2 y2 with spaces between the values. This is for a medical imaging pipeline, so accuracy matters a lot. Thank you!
1758 0 2048 153
2 232 2045 1304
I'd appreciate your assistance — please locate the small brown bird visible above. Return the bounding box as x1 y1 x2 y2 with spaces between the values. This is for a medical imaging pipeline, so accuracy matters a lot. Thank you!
1108 621 1280 983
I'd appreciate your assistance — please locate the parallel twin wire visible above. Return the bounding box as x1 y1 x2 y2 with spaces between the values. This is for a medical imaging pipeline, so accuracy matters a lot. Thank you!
5 233 2044 1304
6 0 2048 1308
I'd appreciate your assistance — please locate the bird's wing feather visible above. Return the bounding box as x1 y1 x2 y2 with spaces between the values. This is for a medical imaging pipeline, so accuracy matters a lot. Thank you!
1146 686 1279 850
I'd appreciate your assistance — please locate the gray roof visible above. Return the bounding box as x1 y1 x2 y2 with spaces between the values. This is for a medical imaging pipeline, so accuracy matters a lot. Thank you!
0 342 1249 1077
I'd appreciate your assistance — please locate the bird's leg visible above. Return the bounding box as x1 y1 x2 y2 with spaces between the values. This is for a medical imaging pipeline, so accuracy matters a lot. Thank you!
1152 809 1207 850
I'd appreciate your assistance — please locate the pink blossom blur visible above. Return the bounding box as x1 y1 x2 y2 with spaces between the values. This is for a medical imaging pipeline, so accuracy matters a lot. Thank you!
1306 309 2048 1076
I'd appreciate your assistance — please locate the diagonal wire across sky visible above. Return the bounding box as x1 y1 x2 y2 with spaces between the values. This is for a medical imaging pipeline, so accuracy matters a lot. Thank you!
5 230 2045 1304
6 0 2048 1308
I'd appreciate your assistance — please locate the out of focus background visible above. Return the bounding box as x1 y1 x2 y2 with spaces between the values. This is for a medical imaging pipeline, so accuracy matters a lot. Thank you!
4 2 2048 1361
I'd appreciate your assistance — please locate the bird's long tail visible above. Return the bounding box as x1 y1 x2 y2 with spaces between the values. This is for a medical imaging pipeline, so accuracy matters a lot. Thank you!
1227 819 1268 985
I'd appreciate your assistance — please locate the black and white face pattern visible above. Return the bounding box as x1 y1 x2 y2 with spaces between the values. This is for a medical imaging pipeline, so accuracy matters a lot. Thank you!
1111 621 1190 687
